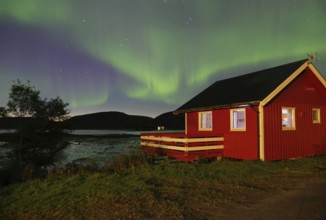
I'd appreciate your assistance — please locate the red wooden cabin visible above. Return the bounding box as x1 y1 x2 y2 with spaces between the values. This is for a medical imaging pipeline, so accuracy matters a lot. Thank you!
141 59 326 161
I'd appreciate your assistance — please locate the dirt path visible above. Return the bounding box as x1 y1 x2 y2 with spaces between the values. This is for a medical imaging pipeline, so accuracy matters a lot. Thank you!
186 171 326 220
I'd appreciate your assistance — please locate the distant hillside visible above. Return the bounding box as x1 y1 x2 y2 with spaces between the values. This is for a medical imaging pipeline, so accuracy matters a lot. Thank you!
63 111 154 130
64 111 185 130
0 117 45 129
0 111 185 131
154 111 184 130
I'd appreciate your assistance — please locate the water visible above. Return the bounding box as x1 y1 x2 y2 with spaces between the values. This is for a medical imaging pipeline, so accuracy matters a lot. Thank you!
0 130 142 168
55 136 140 165
0 129 14 134
71 129 142 136
0 142 12 169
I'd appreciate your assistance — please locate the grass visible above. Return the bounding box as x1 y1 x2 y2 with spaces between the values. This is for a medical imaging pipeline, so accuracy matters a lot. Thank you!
0 154 325 219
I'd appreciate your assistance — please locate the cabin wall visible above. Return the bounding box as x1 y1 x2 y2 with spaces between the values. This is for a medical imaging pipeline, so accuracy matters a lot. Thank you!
186 106 259 160
263 69 326 160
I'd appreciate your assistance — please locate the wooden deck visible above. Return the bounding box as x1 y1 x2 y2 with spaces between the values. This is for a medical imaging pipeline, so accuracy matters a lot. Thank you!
141 132 224 161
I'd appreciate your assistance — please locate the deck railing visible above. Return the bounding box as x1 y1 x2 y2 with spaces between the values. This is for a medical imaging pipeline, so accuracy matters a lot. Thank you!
141 132 224 156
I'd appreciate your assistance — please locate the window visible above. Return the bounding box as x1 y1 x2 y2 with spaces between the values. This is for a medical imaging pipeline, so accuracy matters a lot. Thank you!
230 108 246 131
199 111 212 130
312 108 320 123
282 107 295 130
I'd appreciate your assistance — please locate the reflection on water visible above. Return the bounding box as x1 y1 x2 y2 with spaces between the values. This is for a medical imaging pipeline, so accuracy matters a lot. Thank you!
71 130 142 136
61 130 142 164
0 142 11 169
0 130 142 168
0 129 14 134
56 136 140 164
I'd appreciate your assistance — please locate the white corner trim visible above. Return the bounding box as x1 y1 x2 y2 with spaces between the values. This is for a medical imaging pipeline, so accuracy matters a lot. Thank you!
185 112 188 135
259 104 265 161
308 63 326 88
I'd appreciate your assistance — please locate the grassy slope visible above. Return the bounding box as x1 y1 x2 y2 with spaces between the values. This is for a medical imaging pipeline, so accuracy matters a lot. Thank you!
1 155 325 219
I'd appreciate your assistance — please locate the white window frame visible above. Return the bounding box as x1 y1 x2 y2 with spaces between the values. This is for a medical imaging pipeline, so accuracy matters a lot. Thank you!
312 108 321 124
230 108 246 131
282 107 296 130
198 111 212 131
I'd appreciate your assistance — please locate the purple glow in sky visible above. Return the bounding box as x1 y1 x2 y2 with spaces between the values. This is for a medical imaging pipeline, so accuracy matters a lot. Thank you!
1 0 325 117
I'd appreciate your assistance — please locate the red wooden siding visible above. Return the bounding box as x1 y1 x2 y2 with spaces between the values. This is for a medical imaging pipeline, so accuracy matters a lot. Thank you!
224 107 259 160
186 107 259 160
263 68 326 160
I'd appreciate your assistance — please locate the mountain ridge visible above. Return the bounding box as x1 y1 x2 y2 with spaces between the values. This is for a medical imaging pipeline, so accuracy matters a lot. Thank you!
0 111 184 130
64 111 185 130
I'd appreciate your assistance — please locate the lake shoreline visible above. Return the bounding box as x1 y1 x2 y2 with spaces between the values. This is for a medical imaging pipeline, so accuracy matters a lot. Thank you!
63 133 140 138
0 131 140 140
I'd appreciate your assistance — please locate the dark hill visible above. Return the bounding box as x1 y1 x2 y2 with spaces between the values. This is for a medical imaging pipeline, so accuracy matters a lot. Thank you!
63 111 154 130
0 111 185 131
0 117 45 129
154 111 184 130
63 111 185 130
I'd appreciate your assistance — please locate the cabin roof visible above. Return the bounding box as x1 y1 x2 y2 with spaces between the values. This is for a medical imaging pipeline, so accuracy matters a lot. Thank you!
175 59 308 113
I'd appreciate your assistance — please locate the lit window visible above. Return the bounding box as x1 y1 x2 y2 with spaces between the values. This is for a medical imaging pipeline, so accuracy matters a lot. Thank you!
312 108 320 123
282 107 295 130
199 111 212 130
230 108 246 131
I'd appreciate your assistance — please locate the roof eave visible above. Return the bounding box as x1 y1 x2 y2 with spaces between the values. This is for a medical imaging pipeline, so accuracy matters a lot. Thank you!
174 101 261 114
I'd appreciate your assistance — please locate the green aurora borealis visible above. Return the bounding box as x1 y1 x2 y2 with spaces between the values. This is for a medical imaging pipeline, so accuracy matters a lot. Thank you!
1 0 326 116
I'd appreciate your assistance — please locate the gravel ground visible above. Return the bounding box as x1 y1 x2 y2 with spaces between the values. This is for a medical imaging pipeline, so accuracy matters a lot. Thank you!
185 170 326 220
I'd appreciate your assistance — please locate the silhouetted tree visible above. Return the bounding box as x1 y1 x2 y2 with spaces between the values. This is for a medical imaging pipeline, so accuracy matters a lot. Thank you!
4 79 70 169
7 80 43 117
46 97 70 121
0 107 7 117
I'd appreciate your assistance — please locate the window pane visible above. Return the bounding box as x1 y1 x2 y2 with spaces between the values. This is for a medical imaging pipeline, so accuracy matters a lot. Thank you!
282 108 295 129
199 112 212 129
233 111 238 128
282 109 289 127
231 109 245 129
312 111 317 120
206 113 212 128
237 110 245 128
312 109 320 123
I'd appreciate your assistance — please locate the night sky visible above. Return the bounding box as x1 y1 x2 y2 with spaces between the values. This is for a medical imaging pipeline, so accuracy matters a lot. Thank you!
1 0 325 117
